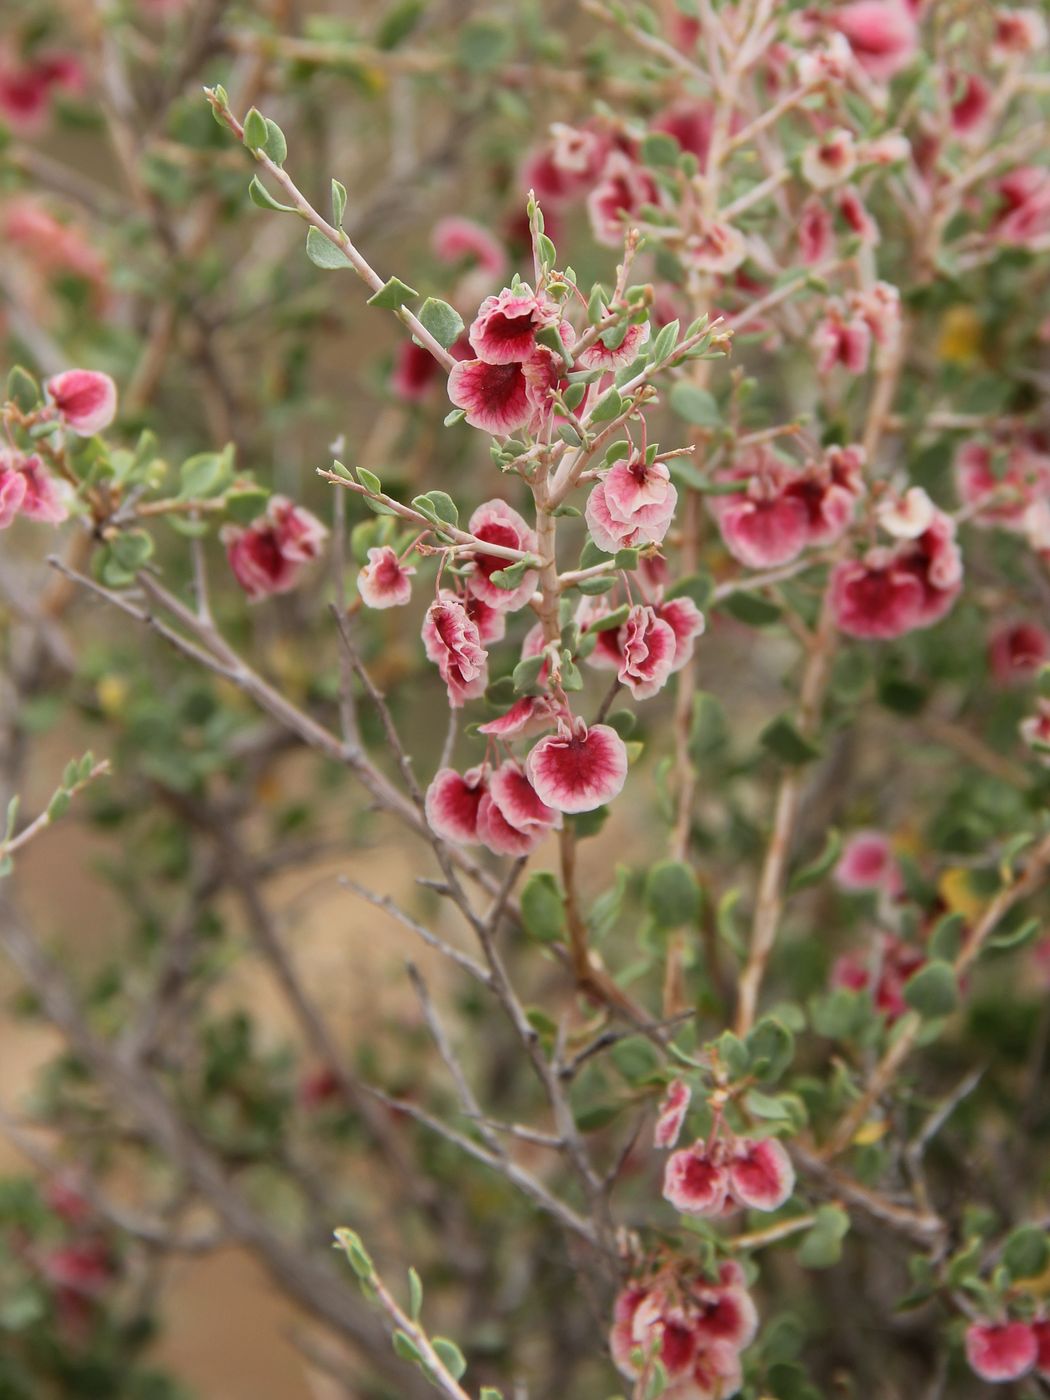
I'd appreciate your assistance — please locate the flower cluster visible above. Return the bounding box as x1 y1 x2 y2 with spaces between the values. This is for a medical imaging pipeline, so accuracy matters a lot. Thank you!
610 1261 758 1400
966 1318 1050 1384
222 496 327 600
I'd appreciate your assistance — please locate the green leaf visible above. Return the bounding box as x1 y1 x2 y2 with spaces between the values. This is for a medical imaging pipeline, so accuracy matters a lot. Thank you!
591 386 626 423
46 789 71 822
641 131 681 166
1003 1226 1050 1281
457 19 512 71
443 408 467 427
242 107 268 150
761 715 821 766
903 960 959 1018
988 916 1040 951
109 529 155 573
226 485 270 524
512 655 545 695
667 572 714 610
248 175 295 213
357 467 383 495
263 118 287 165
333 1228 374 1279
480 1390 504 1400
306 227 352 270
331 178 348 225
4 796 19 842
590 604 629 633
669 382 721 427
928 911 966 961
789 829 842 893
411 491 459 528
179 448 233 500
489 560 528 591
407 1266 423 1321
377 0 425 48
431 1337 467 1380
650 318 680 363
719 591 782 626
417 297 465 350
798 1205 849 1269
392 1330 425 1365
6 366 40 412
645 861 701 928
367 275 419 308
520 872 566 943
745 1017 795 1084
714 1029 750 1079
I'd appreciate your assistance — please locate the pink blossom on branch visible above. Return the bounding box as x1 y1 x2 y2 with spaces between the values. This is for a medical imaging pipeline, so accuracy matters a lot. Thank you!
654 1079 692 1149
475 760 560 856
432 217 507 278
357 546 415 609
424 766 488 844
830 0 919 81
618 604 678 699
526 719 628 814
465 499 538 612
965 1321 1038 1383
834 830 903 896
988 621 1050 686
46 369 117 437
0 451 70 528
585 455 678 553
467 287 560 365
422 597 489 707
222 497 327 601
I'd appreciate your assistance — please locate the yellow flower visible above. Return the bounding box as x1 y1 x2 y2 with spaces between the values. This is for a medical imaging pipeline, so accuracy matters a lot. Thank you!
938 867 986 923
96 675 128 718
937 306 981 366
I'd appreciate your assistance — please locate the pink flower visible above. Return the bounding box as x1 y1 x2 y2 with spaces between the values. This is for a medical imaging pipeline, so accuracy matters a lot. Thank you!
422 597 489 707
0 451 70 528
838 187 879 244
447 356 533 434
652 102 717 165
683 220 748 276
993 8 1048 60
465 499 538 612
656 596 707 672
40 1240 114 1298
965 1322 1037 1383
710 468 809 569
44 1175 93 1227
833 934 926 1021
391 335 471 403
585 455 678 553
783 449 865 546
798 197 835 265
467 287 559 365
357 546 414 609
814 300 872 374
46 369 117 436
526 719 628 813
618 604 678 699
992 167 1050 247
222 496 327 601
1034 1318 1050 1377
1021 700 1050 763
477 694 558 739
654 1080 692 1149
801 129 857 191
950 71 992 136
877 485 935 539
989 621 1050 686
835 830 903 895
461 591 507 645
432 217 506 278
727 1137 795 1211
425 765 488 844
587 152 658 247
829 549 925 639
0 48 84 133
549 121 612 185
832 1 919 81
611 1276 751 1398
955 439 1050 531
663 1141 730 1216
4 198 109 300
476 760 561 856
